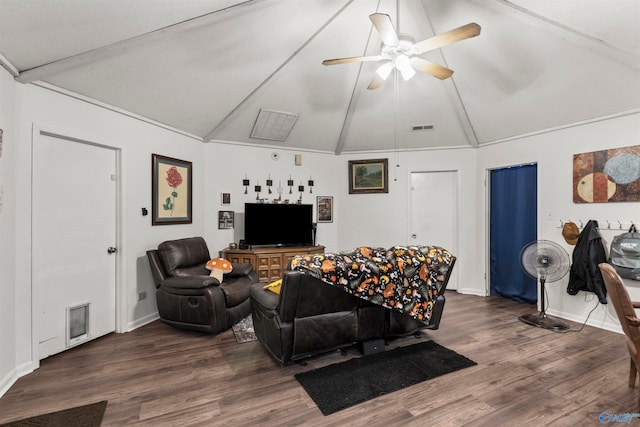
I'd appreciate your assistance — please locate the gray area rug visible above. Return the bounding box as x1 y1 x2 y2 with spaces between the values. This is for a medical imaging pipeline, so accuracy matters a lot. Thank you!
295 341 476 415
232 314 257 343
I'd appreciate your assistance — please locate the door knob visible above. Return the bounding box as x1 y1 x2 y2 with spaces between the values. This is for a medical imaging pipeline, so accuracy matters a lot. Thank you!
107 247 117 254
411 234 417 239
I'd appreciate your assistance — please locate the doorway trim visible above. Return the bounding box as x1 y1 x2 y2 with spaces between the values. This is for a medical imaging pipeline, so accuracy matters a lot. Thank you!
30 124 124 369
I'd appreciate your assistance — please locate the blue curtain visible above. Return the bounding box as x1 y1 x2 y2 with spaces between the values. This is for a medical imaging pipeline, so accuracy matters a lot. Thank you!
490 164 538 303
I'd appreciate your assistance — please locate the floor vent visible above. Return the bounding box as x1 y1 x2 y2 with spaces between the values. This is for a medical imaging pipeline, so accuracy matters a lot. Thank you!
66 302 90 348
411 124 435 131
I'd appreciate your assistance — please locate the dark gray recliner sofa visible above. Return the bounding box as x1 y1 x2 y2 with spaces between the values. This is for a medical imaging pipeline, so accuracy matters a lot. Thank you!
250 259 454 365
147 236 259 334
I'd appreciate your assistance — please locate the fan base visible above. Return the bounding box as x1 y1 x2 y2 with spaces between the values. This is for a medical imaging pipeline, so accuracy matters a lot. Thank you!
519 312 569 332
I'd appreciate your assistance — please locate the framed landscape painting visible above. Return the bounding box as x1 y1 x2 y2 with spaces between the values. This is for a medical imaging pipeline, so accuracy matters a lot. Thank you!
348 158 388 194
152 154 192 225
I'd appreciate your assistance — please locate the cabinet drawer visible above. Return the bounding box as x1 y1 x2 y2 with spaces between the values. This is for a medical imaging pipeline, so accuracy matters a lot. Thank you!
257 269 270 281
227 255 241 264
270 267 282 278
270 256 281 266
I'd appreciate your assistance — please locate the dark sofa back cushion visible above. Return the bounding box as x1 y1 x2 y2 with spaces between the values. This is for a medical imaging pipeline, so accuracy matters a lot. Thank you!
158 237 210 277
278 271 358 322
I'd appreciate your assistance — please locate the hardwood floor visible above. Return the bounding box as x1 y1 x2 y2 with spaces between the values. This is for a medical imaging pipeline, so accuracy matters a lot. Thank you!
0 292 636 426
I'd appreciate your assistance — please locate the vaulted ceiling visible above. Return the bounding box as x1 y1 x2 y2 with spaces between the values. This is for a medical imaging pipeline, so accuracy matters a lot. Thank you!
1 0 638 153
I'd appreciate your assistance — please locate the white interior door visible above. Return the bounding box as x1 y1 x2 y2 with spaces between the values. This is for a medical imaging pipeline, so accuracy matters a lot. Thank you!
33 132 117 359
409 171 458 290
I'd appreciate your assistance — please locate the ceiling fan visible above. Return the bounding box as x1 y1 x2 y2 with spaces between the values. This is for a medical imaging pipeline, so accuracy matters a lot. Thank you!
322 13 481 90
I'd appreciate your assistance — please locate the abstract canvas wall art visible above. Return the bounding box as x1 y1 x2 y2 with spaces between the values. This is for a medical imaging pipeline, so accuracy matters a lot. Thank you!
573 145 640 203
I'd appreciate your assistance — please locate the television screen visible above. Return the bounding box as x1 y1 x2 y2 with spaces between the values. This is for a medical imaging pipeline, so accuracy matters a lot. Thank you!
244 203 314 247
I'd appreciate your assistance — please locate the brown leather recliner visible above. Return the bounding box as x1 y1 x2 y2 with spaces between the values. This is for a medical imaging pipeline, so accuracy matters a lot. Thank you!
250 265 452 365
147 237 259 334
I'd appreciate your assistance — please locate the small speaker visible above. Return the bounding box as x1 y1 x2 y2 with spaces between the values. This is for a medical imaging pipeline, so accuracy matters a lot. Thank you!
239 239 248 249
358 339 385 356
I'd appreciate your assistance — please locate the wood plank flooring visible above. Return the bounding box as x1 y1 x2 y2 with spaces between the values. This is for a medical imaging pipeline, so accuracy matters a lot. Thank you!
0 292 636 426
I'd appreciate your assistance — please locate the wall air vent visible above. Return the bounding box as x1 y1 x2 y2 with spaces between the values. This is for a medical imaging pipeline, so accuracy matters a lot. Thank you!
411 124 435 131
250 109 299 142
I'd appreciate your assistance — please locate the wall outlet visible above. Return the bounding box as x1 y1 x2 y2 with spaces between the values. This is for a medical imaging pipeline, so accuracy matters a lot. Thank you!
138 291 147 301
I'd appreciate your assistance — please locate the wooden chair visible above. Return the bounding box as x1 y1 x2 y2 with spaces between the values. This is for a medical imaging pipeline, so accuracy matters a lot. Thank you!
599 263 640 388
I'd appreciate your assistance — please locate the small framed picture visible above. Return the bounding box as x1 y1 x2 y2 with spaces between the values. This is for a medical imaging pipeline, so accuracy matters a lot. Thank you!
348 158 388 194
317 196 333 223
221 192 231 205
218 210 234 229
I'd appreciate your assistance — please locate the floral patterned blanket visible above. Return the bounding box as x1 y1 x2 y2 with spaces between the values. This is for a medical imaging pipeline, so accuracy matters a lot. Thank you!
290 246 455 322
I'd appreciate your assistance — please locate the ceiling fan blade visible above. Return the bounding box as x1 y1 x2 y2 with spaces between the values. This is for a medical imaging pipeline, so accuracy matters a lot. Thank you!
322 55 383 66
367 74 385 90
369 13 399 46
409 57 454 80
413 22 481 54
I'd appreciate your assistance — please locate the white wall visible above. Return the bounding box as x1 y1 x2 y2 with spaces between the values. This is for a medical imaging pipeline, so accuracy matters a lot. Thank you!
337 149 479 295
477 113 640 332
0 68 17 396
12 84 207 375
204 143 340 252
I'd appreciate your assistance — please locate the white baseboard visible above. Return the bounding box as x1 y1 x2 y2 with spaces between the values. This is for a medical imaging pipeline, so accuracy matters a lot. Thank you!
0 361 34 398
0 368 18 398
457 287 486 297
546 308 623 334
126 312 159 332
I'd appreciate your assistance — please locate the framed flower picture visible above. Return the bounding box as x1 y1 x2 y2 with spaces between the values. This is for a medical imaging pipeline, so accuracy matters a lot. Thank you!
152 154 192 225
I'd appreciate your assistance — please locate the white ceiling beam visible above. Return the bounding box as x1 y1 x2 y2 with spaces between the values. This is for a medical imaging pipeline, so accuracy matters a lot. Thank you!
15 0 263 84
493 0 640 71
204 0 356 141
0 52 19 77
333 2 383 155
420 3 479 148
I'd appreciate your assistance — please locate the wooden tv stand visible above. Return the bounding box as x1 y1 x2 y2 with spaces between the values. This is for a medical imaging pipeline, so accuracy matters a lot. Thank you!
222 245 325 283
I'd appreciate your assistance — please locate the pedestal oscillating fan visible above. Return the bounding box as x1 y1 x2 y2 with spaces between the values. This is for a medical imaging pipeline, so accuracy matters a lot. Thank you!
519 240 571 332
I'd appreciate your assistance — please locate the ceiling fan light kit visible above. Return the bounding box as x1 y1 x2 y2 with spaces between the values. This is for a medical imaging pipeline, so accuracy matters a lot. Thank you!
322 13 481 90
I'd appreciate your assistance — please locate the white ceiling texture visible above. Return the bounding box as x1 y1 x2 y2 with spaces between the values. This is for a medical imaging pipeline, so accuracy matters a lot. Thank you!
0 0 638 154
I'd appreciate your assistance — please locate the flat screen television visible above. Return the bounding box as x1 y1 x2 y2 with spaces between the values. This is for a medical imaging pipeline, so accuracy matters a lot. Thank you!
244 203 314 247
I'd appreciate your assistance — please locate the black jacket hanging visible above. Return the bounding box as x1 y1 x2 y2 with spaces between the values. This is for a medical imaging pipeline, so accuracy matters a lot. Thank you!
567 220 608 304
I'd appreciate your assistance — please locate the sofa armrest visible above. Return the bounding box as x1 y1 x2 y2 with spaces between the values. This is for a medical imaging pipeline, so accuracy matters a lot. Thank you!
160 275 220 289
250 283 279 320
226 262 254 278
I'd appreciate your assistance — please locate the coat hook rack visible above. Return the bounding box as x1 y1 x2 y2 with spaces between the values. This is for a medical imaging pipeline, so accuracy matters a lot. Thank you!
556 218 639 230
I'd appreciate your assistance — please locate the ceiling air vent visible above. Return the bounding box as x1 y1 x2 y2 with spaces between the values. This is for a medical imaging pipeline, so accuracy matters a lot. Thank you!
411 124 435 131
250 109 299 142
